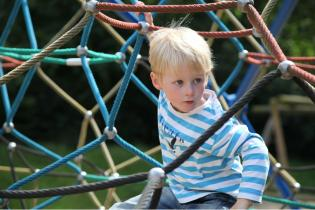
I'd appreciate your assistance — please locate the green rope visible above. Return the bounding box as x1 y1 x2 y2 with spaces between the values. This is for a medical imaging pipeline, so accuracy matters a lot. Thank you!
0 50 121 65
263 194 315 209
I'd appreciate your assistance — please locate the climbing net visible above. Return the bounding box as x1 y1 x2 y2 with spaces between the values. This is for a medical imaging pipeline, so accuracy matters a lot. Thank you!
1 0 315 209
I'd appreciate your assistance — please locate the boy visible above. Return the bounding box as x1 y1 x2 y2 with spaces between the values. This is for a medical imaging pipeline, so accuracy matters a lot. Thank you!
110 26 269 209
147 26 269 209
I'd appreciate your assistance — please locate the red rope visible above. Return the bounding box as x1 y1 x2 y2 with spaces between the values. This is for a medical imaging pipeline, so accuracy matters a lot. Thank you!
248 52 315 62
246 5 286 62
290 65 315 84
96 1 237 13
96 12 252 38
246 56 315 70
245 4 315 84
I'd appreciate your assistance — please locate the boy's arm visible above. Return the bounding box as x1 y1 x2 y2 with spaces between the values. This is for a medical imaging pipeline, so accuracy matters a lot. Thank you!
231 198 252 209
237 135 270 205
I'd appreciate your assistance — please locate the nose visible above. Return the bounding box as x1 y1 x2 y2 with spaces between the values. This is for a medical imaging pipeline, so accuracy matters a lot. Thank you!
184 84 194 96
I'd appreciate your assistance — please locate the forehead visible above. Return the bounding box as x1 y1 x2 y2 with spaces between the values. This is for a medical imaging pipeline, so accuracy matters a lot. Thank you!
162 64 206 80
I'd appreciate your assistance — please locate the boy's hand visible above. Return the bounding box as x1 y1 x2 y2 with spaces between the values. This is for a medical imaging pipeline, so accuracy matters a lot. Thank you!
230 198 252 209
135 1 154 26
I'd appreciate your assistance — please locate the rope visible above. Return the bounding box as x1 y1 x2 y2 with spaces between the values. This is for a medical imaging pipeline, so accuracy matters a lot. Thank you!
293 77 315 103
0 13 91 85
96 1 238 13
261 0 278 22
95 12 253 38
246 4 315 84
0 172 148 198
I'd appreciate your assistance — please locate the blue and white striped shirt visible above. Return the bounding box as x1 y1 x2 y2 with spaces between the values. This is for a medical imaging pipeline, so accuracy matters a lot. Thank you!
158 90 269 203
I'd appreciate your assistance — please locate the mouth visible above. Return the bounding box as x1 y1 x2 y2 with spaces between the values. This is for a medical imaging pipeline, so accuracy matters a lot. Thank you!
184 100 194 105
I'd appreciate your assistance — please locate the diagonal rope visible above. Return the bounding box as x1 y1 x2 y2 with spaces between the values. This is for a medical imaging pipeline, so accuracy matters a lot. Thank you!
0 13 91 85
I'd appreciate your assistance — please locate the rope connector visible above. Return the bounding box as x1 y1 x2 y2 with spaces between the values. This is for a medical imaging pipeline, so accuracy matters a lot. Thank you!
78 171 87 181
2 122 14 133
8 142 17 151
77 45 89 57
278 60 295 80
273 162 282 172
85 110 93 119
104 126 117 140
252 27 262 38
293 182 301 191
237 0 254 12
108 172 120 180
115 52 126 64
148 167 165 188
239 50 248 60
138 21 150 35
84 0 99 14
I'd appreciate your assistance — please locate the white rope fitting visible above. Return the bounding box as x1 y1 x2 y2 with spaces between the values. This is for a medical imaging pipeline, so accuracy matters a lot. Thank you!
237 0 254 13
273 162 282 172
84 0 99 14
85 110 93 119
74 154 84 162
252 27 262 38
138 21 150 35
76 45 89 57
2 122 14 133
104 126 117 140
238 50 248 60
35 168 40 173
8 142 17 151
278 60 295 80
293 182 301 191
78 171 87 181
148 167 165 188
99 206 105 210
115 52 126 64
108 172 120 180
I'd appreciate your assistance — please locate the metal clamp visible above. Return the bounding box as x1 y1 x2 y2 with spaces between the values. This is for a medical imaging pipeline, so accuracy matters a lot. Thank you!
8 142 17 151
238 50 248 60
115 52 126 64
78 171 87 181
104 126 117 140
77 45 89 57
237 0 254 12
85 110 93 119
278 60 294 80
2 122 14 133
138 21 150 35
84 0 99 14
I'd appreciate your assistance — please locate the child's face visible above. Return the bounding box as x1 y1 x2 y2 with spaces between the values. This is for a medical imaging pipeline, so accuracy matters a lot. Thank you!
151 64 208 113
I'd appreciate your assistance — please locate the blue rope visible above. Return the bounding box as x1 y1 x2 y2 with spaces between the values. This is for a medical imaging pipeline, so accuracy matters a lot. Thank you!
80 17 110 123
7 0 39 123
108 34 144 129
0 0 22 45
114 135 162 168
217 60 244 96
8 134 107 190
31 196 62 210
12 129 80 172
121 62 158 106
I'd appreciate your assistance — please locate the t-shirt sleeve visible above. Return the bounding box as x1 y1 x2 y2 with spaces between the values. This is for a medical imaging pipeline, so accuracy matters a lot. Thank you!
237 134 270 203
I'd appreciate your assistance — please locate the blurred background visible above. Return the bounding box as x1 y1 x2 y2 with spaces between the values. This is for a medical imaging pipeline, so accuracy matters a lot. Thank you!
0 0 314 209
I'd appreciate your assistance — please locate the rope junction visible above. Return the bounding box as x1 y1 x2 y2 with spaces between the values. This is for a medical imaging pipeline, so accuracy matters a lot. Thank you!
1 0 315 209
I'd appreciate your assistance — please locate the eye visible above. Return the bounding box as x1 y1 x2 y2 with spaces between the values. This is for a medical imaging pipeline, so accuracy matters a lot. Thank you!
174 80 183 86
193 78 203 85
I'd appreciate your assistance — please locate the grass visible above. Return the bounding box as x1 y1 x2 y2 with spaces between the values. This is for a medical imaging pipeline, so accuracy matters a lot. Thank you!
0 140 314 209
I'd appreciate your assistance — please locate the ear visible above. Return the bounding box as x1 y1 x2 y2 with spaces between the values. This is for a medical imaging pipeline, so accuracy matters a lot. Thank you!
150 72 161 90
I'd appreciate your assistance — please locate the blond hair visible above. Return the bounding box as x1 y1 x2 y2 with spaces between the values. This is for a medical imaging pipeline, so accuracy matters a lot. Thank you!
148 27 213 78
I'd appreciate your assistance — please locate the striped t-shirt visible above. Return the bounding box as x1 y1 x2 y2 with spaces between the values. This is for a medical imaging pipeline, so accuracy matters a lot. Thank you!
158 89 269 203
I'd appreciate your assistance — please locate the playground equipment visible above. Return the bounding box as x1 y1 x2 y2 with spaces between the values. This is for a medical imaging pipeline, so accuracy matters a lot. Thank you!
1 0 315 209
